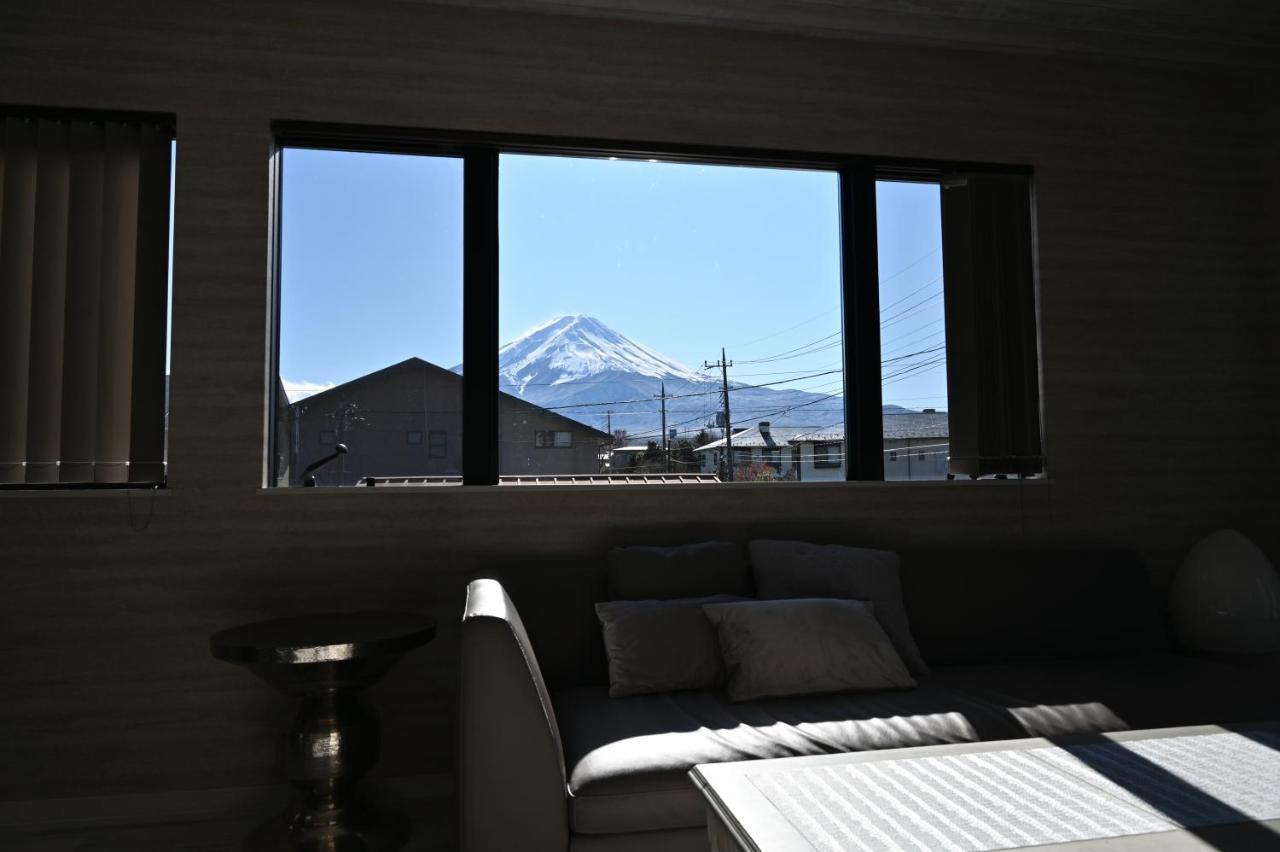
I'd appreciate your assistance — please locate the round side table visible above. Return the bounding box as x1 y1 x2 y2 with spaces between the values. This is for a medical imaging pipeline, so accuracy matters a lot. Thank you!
211 611 436 851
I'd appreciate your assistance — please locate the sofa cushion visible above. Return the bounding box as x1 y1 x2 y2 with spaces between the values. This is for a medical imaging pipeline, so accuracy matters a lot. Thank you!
899 548 1171 665
553 680 1022 834
702 598 916 701
595 595 744 697
606 542 751 600
552 653 1279 836
750 540 929 675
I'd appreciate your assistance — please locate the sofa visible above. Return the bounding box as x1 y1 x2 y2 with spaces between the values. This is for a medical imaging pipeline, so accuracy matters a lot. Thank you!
459 543 1278 852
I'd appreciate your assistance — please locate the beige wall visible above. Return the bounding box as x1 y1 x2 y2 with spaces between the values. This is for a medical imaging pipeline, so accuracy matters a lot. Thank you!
0 0 1276 807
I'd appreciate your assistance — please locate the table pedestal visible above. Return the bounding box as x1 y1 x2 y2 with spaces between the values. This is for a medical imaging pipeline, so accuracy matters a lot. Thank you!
211 612 435 852
247 680 408 851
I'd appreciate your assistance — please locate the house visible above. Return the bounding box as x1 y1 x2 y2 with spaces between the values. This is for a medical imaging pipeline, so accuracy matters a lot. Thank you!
282 358 611 485
692 421 810 480
790 411 951 482
2 0 1276 848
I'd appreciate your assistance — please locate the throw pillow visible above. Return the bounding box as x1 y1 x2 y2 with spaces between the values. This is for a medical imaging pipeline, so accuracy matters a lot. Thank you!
595 595 745 697
702 598 917 702
749 540 929 675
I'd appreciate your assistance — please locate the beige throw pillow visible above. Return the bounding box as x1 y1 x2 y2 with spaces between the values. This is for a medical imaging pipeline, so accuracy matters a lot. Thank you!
595 595 745 697
750 540 930 675
702 598 917 702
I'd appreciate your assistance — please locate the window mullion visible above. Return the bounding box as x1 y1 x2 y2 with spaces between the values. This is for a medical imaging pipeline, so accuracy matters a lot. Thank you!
840 165 884 481
462 149 500 486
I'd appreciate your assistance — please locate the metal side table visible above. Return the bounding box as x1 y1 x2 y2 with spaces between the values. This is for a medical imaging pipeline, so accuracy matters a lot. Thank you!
211 611 436 851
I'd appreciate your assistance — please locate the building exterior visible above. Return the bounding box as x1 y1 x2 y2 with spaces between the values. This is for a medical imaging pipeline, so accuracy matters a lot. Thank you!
691 412 950 482
789 410 951 481
692 422 809 480
281 358 611 485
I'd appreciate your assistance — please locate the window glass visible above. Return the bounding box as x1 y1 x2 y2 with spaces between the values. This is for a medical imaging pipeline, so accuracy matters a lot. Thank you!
498 153 843 482
275 148 463 486
876 181 949 481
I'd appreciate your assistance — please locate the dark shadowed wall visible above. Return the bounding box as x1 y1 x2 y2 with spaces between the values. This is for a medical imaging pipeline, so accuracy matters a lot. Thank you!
0 0 1275 806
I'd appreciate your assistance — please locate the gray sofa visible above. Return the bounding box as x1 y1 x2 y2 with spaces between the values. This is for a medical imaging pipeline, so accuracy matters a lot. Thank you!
459 546 1278 852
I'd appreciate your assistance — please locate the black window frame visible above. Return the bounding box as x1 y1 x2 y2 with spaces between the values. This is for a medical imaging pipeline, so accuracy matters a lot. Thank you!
267 121 1036 487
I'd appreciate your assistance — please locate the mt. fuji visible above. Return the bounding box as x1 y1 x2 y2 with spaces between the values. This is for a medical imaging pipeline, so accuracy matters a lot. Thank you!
459 315 847 441
497 314 705 393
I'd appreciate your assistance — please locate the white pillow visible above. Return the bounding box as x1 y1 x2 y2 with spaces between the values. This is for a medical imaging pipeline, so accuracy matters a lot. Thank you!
702 598 917 702
750 540 929 675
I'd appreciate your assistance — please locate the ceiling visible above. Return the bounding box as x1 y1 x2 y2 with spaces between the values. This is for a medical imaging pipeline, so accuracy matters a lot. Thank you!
426 0 1280 70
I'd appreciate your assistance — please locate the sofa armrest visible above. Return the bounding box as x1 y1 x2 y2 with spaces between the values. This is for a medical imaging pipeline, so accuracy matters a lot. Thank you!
460 579 569 852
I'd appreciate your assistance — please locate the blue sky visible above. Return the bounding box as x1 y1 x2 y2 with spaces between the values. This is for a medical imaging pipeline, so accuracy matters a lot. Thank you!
278 148 947 410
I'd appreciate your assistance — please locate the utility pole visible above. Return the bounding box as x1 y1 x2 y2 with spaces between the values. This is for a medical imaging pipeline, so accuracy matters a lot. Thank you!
606 410 612 439
704 348 734 482
654 382 669 473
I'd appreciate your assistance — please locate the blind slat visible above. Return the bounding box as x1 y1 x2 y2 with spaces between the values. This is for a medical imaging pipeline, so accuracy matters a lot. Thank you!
0 118 38 484
128 123 171 483
93 122 141 484
25 119 72 484
59 121 106 483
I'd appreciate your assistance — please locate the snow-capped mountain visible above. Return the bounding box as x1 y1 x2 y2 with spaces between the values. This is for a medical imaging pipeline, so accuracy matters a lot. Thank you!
496 314 705 392
460 315 847 440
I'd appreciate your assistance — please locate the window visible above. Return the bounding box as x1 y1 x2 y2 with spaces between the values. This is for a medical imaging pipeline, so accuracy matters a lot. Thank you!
534 430 572 449
272 145 462 486
877 181 949 482
0 108 174 487
813 442 841 468
499 153 842 483
268 123 1041 487
428 430 447 458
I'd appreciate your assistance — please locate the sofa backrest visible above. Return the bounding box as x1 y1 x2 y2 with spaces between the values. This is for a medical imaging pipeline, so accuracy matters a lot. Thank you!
899 548 1171 666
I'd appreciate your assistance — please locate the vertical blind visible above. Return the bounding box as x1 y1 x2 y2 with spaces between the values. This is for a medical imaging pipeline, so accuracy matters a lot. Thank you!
940 173 1044 478
0 112 172 485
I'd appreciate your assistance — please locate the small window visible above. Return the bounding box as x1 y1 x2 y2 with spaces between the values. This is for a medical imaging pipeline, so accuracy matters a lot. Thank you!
406 430 423 445
813 443 841 469
428 430 447 458
888 450 898 462
319 430 336 446
535 430 573 448
918 450 926 461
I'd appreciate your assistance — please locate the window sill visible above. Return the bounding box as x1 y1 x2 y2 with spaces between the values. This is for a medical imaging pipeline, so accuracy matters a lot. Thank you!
0 487 171 499
255 478 1051 496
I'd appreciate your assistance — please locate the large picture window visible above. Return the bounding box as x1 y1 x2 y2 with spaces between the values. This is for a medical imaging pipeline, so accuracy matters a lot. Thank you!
269 124 1042 487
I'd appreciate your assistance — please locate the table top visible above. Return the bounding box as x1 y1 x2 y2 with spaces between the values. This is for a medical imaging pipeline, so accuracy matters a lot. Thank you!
210 611 436 665
691 723 1280 852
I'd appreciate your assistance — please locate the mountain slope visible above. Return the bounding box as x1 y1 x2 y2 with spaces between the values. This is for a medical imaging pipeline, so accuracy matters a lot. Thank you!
464 315 846 439
496 314 705 392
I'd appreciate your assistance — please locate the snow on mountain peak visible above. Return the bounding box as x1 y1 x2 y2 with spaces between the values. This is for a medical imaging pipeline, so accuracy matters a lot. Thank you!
497 315 705 392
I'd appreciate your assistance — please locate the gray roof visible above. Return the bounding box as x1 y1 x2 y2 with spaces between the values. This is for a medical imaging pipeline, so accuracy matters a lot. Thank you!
693 424 815 453
790 411 950 443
